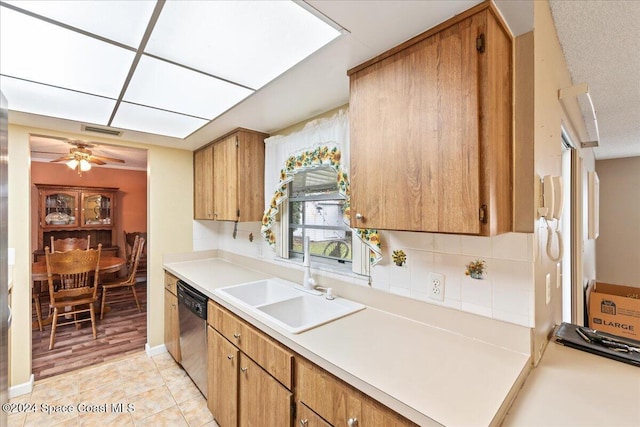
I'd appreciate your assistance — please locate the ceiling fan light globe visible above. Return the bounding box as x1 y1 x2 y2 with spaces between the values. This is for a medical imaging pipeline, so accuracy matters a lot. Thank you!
80 159 92 172
67 159 79 169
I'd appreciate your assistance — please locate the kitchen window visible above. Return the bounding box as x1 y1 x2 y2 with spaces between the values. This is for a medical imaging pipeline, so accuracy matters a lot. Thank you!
287 166 352 264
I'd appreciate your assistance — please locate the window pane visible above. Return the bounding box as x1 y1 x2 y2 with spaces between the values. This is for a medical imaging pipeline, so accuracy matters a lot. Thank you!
290 228 352 262
290 200 346 226
291 167 340 196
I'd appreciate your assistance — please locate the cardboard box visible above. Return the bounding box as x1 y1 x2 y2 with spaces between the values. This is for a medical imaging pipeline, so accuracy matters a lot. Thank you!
588 282 640 340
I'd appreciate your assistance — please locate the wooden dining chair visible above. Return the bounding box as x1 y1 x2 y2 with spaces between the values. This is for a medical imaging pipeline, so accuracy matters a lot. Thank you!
50 235 91 252
124 231 146 280
100 237 145 320
45 244 102 350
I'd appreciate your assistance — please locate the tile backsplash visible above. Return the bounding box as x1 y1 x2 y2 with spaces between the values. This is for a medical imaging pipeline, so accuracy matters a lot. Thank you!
194 220 535 328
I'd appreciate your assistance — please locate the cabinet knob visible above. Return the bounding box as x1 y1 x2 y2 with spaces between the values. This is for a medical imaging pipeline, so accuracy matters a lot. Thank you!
233 333 241 339
240 367 248 373
299 419 309 426
347 418 359 427
355 213 364 220
227 354 234 360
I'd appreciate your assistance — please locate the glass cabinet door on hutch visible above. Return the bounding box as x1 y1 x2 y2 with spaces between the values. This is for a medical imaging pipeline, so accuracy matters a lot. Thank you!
41 190 79 228
81 192 113 226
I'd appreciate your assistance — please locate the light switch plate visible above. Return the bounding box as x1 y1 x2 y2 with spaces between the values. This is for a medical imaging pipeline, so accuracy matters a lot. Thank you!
556 263 562 289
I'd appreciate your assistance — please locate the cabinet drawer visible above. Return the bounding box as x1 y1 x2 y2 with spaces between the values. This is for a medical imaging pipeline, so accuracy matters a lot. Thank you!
208 300 293 389
296 358 417 427
164 271 178 295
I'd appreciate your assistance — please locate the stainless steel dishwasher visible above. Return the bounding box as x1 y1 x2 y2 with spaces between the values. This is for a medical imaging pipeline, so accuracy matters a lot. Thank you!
177 280 207 397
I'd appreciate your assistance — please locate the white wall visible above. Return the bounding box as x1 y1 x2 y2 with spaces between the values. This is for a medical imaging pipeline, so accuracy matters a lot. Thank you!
596 157 640 287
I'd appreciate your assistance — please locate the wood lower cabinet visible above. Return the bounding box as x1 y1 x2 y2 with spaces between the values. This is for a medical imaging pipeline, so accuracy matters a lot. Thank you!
207 300 293 427
297 402 332 427
238 353 292 427
348 2 512 236
164 273 181 363
296 358 417 427
193 128 268 222
208 327 238 427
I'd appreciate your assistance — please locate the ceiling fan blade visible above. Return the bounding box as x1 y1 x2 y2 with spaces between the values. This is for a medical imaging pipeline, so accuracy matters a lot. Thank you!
92 155 125 164
88 158 106 165
30 134 70 142
50 155 74 163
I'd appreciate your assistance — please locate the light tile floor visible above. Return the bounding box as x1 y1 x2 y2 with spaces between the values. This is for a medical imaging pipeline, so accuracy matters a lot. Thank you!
6 351 219 427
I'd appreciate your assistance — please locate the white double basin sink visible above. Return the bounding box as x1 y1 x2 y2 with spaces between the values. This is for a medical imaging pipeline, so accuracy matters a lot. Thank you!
215 278 365 334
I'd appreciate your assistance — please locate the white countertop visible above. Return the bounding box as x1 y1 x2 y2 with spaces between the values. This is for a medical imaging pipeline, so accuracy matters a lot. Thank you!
503 341 640 427
164 255 530 427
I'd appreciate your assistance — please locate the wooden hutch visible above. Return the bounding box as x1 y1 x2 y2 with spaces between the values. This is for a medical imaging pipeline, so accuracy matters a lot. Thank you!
34 184 119 259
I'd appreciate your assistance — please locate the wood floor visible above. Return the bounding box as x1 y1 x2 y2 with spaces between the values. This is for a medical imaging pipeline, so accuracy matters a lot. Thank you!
32 282 147 381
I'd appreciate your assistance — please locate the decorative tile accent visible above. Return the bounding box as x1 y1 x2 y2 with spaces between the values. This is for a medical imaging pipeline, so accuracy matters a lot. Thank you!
391 249 407 266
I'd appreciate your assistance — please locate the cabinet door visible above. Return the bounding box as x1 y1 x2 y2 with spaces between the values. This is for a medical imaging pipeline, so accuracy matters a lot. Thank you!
350 13 483 234
434 13 482 234
213 135 239 221
238 353 292 427
41 190 79 228
236 130 265 222
297 402 332 427
194 145 215 219
80 192 114 227
164 289 181 363
208 327 238 427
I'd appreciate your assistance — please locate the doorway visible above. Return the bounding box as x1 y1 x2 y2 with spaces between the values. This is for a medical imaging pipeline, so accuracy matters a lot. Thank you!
29 136 148 380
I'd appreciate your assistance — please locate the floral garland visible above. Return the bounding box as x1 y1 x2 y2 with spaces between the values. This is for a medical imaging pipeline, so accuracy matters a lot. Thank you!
261 146 381 265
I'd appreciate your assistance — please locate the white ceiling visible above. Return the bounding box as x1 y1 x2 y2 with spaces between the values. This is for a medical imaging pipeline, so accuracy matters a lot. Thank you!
549 0 640 160
5 0 638 168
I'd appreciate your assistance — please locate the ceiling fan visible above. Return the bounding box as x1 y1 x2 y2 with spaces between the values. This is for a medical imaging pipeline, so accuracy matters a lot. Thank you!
33 135 126 175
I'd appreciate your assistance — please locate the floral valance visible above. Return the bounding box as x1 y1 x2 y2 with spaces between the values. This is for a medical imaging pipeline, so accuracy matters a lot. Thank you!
261 145 381 265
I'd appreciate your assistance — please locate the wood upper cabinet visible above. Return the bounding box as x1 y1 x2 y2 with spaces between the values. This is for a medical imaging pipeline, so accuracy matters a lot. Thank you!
194 128 268 222
348 3 512 235
194 145 214 220
164 272 181 363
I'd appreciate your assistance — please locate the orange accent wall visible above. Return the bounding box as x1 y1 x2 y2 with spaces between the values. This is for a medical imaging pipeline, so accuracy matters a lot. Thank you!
31 162 147 255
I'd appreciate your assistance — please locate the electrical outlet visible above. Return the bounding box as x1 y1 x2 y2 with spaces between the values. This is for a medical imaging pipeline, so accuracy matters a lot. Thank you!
428 273 445 301
545 273 551 305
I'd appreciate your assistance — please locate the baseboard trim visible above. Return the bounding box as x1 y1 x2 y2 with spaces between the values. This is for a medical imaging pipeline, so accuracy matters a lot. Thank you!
145 343 167 357
9 374 34 398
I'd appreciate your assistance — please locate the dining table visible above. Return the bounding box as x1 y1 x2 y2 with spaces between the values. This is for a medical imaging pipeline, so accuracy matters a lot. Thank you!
32 256 126 329
32 256 126 282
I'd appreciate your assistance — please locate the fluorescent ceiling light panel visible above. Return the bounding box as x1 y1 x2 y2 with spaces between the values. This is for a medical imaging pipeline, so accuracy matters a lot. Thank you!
0 76 116 125
146 0 341 89
2 0 156 48
124 55 254 119
111 102 208 139
0 7 135 97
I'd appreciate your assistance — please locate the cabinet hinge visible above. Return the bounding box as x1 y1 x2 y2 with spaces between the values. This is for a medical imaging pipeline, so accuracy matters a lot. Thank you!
236 209 240 218
291 401 296 420
479 204 488 224
235 136 239 147
476 33 485 53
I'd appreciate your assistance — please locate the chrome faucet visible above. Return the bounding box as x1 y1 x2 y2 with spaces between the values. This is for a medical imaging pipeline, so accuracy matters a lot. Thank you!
302 236 316 290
